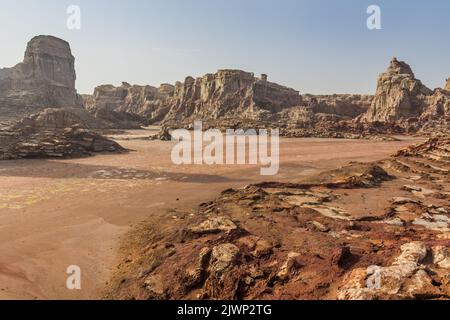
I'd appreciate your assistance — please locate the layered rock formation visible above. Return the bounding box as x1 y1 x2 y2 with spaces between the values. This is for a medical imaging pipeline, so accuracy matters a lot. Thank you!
303 94 372 119
421 89 450 120
362 58 434 122
86 71 304 125
153 60 448 139
83 56 448 140
4 35 444 138
0 108 124 160
0 36 82 124
163 70 302 122
83 82 174 124
445 78 450 92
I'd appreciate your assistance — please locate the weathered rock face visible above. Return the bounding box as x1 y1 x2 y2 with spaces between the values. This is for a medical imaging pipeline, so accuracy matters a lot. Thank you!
86 71 303 125
22 35 76 89
421 89 450 120
0 108 124 160
83 82 173 122
164 70 302 122
303 94 373 119
0 36 82 124
16 107 86 130
445 78 450 92
362 58 433 122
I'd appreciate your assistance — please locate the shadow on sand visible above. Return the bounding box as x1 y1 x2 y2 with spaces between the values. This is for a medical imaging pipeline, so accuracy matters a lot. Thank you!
0 158 243 184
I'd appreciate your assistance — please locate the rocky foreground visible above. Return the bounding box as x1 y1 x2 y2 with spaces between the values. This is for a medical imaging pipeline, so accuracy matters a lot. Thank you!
107 136 449 300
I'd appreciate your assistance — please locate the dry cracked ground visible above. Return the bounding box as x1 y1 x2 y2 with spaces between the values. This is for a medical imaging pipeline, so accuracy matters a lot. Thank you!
107 135 450 300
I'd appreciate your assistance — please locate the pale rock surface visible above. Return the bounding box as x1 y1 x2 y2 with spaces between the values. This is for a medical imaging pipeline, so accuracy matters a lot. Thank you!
83 82 174 122
190 216 238 235
303 94 372 119
445 78 450 92
163 70 302 122
210 243 240 275
338 242 448 300
362 58 433 122
433 246 450 269
0 36 82 124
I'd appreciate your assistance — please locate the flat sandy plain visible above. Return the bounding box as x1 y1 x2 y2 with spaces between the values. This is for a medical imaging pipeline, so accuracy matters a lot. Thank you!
0 128 421 299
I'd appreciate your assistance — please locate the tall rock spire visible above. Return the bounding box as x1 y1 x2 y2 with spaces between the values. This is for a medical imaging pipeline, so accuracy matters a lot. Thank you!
362 58 432 122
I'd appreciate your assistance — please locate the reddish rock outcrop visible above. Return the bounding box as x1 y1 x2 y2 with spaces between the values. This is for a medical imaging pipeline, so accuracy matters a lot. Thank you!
107 136 450 300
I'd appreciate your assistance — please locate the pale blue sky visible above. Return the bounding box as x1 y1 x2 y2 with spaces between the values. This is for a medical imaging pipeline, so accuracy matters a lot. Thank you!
1 0 449 94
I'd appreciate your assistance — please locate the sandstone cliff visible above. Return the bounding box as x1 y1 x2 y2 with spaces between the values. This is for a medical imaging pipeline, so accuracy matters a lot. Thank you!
0 36 82 124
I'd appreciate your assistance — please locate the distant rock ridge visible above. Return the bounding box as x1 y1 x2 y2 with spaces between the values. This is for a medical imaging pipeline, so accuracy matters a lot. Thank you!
85 70 304 124
83 82 173 123
87 57 448 137
164 70 302 122
1 35 448 136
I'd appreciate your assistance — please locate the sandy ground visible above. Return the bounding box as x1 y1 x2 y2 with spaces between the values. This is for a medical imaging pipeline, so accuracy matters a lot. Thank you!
0 129 420 299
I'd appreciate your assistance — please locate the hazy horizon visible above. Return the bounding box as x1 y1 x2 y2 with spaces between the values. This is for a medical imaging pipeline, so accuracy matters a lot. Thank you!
1 0 449 95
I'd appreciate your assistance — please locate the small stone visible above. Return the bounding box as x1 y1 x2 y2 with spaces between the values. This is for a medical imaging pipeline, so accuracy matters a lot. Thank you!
190 216 238 235
210 243 240 274
433 246 450 269
184 248 212 288
307 221 330 233
277 252 301 281
253 239 273 258
144 274 167 297
392 197 422 205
